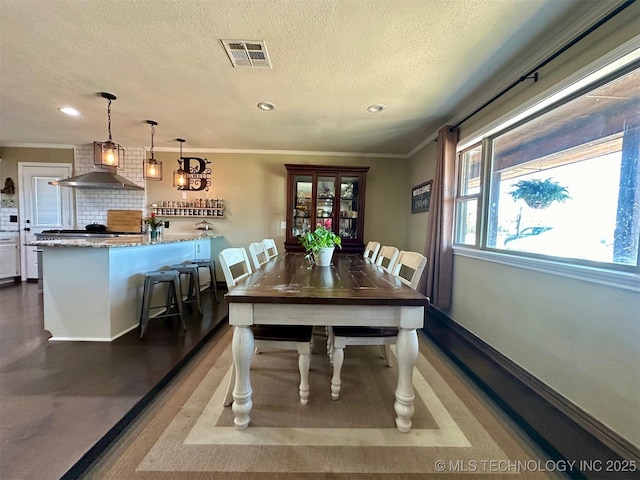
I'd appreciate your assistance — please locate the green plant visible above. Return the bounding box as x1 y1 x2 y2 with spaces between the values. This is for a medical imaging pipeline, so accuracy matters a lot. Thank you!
144 212 164 231
299 227 342 254
509 178 570 209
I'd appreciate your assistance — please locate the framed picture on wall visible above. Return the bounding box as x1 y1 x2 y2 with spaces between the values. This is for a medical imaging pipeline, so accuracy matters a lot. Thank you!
411 180 432 213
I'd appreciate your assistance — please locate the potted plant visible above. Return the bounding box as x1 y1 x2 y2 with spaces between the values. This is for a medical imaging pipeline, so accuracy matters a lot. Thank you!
509 178 570 209
144 212 164 239
299 226 342 266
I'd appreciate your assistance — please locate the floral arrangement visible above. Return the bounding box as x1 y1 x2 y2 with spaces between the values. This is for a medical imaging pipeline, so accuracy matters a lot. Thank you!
144 212 164 231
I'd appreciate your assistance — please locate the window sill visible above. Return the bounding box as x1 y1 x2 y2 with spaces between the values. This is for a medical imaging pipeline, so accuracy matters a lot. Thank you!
453 246 640 293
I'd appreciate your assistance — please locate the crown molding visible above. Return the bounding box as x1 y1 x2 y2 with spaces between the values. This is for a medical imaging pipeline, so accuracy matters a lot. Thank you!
152 147 408 159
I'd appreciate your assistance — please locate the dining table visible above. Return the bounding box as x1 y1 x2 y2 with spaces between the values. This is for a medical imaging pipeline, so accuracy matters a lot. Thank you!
225 252 430 433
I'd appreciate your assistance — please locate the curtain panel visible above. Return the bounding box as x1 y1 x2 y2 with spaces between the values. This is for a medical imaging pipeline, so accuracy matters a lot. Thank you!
424 125 458 308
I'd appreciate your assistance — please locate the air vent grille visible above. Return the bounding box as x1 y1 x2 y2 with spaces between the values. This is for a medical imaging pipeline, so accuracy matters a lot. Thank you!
221 40 271 68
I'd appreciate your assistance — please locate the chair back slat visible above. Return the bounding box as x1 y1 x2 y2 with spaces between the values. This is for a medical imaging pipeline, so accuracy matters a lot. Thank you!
364 241 380 262
262 238 279 260
249 242 269 270
392 250 427 290
219 247 253 288
375 245 399 273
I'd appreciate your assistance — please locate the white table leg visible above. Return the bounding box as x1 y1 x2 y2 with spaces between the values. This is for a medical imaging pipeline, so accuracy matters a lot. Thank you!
330 345 344 400
394 327 418 433
232 325 254 430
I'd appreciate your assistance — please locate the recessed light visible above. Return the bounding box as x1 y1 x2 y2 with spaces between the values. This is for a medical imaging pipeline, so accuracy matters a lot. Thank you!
367 104 386 113
59 107 80 116
257 102 276 111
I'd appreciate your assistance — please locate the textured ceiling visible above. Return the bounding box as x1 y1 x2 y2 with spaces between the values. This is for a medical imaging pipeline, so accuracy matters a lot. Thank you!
0 0 607 156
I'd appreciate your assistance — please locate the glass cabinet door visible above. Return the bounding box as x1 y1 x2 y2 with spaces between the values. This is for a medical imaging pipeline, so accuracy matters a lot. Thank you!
339 175 360 239
285 164 369 253
292 175 312 237
316 176 336 230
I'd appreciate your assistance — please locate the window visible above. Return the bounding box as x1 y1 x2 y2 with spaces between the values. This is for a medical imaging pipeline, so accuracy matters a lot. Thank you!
455 63 640 272
454 145 482 246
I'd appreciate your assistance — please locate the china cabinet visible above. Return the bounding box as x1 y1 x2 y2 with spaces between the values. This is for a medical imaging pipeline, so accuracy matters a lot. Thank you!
284 164 369 253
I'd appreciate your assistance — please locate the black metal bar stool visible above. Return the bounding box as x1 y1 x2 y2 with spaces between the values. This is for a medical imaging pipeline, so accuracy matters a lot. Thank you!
189 258 219 303
171 264 203 315
139 269 186 339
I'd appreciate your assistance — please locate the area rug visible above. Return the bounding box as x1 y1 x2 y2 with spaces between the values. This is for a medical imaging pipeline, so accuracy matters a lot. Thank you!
82 326 559 479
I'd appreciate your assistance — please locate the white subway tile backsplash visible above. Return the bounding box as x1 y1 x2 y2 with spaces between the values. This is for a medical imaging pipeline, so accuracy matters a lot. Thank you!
73 144 147 227
0 207 19 231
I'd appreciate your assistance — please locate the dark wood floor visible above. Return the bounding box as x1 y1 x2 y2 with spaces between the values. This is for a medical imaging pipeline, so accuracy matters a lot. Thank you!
0 280 228 480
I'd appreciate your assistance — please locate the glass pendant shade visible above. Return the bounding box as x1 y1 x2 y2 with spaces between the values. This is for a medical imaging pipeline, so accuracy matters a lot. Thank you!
173 164 188 187
144 158 163 180
94 140 124 167
173 138 187 188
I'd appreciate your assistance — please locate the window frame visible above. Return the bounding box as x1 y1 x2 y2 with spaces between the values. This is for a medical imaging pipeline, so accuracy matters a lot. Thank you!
452 49 640 292
454 143 484 247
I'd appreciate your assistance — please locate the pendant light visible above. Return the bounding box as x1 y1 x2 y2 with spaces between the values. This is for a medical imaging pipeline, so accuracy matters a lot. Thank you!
143 120 163 180
173 138 188 188
94 92 124 168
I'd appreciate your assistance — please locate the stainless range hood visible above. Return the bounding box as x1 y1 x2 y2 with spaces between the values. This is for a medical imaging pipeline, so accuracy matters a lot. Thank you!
51 171 144 190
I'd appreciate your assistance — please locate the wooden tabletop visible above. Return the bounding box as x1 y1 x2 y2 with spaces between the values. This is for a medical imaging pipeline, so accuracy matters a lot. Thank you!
225 253 429 306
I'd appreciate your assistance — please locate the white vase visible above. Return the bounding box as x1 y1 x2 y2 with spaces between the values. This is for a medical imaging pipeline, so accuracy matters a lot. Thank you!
313 247 335 267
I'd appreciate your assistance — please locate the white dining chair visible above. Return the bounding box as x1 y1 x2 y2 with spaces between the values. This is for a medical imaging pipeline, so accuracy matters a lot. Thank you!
219 247 313 406
329 250 427 401
374 245 399 273
363 241 380 263
262 238 279 260
248 241 269 270
326 244 397 362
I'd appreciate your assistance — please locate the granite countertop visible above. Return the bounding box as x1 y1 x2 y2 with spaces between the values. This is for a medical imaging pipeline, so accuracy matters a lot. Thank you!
27 234 222 248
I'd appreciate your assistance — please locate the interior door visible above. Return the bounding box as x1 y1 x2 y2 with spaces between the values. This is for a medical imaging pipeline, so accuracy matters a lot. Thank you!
18 163 73 280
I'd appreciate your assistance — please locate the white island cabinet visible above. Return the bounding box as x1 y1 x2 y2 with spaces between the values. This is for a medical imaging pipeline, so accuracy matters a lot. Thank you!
28 235 221 341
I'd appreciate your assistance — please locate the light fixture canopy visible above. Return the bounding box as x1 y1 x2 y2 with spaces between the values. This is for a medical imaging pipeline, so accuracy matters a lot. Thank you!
173 138 188 188
143 120 163 180
94 92 124 168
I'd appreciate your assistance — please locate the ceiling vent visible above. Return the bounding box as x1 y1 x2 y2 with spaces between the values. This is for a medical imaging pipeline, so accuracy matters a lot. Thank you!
221 40 271 68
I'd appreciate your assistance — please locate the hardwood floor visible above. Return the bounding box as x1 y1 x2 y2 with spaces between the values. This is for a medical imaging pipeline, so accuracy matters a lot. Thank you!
0 280 228 480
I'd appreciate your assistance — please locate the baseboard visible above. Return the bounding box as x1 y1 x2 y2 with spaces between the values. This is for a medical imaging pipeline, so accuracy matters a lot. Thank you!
422 307 640 480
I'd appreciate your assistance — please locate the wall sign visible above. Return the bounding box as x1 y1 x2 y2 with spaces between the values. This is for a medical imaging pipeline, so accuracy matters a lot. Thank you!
411 180 432 213
179 156 212 191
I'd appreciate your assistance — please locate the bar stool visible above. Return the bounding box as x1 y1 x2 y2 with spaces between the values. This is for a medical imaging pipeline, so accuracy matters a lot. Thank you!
139 269 186 339
171 264 203 315
189 258 219 303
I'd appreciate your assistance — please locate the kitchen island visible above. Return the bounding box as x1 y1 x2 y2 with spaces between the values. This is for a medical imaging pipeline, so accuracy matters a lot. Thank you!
28 234 222 341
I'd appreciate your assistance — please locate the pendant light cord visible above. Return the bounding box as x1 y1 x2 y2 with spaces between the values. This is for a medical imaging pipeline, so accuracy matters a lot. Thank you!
107 98 113 141
150 123 155 159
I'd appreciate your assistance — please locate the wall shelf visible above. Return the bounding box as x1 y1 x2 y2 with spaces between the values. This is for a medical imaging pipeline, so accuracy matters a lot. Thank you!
151 208 224 218
151 199 224 218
